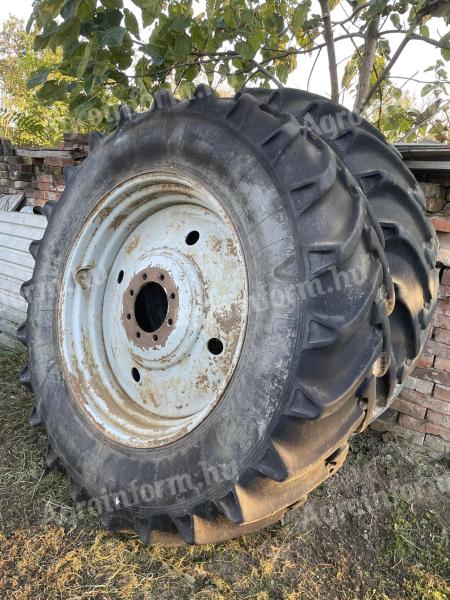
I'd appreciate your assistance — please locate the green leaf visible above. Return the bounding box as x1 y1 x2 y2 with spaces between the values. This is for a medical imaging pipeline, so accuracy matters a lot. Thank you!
124 8 139 36
390 13 401 29
420 24 429 37
33 33 52 51
101 0 122 8
27 67 53 88
235 40 255 60
61 0 82 20
36 80 67 102
173 32 192 61
99 25 127 47
291 1 310 30
191 21 204 49
421 83 435 96
441 33 450 61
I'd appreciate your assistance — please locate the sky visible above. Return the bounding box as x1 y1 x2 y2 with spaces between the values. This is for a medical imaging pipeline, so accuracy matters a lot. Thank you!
0 0 445 111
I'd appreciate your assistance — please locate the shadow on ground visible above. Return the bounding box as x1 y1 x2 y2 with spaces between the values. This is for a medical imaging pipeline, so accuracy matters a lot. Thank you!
0 349 449 599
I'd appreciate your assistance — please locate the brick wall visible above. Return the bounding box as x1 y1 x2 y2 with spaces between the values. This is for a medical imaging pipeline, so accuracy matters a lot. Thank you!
1 135 449 454
0 135 88 206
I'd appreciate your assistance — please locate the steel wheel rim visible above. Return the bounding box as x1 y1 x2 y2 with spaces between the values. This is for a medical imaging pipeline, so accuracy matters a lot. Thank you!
58 171 248 448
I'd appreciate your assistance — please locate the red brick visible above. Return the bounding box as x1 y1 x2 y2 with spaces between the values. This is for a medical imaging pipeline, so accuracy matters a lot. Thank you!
41 191 61 201
423 433 450 455
37 181 51 191
442 269 450 286
416 353 434 368
404 389 450 415
412 366 450 388
426 339 450 359
430 214 450 233
43 157 75 167
427 409 450 429
370 419 425 445
434 356 450 372
398 414 450 442
438 285 450 301
433 311 450 330
435 300 450 316
404 375 434 395
434 385 450 403
434 327 450 345
36 173 53 184
392 395 427 419
400 387 429 405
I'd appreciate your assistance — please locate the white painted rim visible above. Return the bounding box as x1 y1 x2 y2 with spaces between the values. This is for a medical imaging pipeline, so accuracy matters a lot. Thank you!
57 171 248 448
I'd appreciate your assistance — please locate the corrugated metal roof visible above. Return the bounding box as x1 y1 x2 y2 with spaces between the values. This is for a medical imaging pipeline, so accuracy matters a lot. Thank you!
395 143 450 175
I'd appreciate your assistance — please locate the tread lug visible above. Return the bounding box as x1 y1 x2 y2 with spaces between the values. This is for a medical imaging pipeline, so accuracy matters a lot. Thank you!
19 363 32 390
64 165 77 184
172 514 195 544
254 444 288 482
20 279 33 303
216 489 243 524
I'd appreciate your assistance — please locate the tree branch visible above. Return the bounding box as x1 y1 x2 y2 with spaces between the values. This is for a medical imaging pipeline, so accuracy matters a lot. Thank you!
250 58 283 88
359 11 423 110
307 47 322 91
379 30 450 50
398 99 448 141
331 1 372 26
318 0 339 101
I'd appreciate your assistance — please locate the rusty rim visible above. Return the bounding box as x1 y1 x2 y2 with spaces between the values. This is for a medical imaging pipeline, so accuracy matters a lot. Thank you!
57 172 248 448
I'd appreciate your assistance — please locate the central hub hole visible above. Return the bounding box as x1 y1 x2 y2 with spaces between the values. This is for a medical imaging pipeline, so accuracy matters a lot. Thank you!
134 282 168 333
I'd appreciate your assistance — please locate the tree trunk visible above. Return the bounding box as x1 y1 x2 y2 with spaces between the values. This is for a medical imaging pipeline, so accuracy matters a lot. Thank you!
354 12 380 113
319 0 339 102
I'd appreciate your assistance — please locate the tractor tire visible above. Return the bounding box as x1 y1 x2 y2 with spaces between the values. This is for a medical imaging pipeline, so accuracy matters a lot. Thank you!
20 86 392 545
243 88 439 415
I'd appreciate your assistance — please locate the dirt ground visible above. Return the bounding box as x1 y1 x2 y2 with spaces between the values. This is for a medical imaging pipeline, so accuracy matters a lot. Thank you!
0 348 449 599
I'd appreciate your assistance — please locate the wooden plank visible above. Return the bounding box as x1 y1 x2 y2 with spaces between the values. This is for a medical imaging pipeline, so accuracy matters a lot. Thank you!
0 331 21 351
0 210 46 230
15 147 83 159
0 246 35 270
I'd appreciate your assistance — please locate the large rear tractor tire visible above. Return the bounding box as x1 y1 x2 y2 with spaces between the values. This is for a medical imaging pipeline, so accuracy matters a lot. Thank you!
244 88 439 416
20 87 397 544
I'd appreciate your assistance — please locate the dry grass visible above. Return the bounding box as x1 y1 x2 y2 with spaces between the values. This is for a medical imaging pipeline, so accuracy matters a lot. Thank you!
0 348 449 599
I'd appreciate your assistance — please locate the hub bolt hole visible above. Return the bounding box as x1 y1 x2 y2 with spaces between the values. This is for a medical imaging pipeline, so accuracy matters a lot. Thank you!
208 338 224 355
186 230 200 245
136 331 141 338
117 270 124 284
159 274 164 281
130 289 134 296
168 319 173 325
153 334 158 341
126 313 131 320
142 273 147 280
170 292 176 300
132 367 140 382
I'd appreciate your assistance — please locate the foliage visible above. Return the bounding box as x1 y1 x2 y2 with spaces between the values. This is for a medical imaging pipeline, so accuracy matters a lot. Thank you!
0 17 74 146
365 58 449 142
21 0 450 138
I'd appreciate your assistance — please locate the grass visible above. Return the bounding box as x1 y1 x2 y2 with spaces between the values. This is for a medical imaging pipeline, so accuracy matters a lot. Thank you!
0 348 449 599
